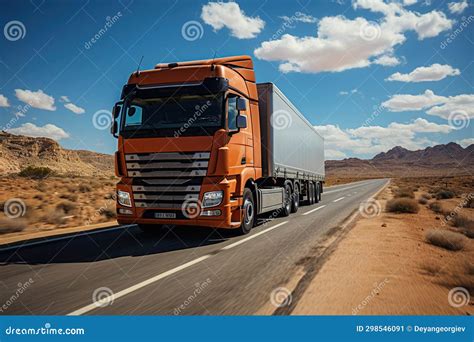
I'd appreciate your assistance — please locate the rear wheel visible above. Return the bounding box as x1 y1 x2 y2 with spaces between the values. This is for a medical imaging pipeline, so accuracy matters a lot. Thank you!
315 183 320 203
291 184 299 213
238 188 255 235
308 182 315 205
317 182 322 202
281 183 292 217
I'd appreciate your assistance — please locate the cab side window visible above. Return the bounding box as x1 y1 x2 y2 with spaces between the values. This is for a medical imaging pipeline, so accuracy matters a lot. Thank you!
227 96 238 131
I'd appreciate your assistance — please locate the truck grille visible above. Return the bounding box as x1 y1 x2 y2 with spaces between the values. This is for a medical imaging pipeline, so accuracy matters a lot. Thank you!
125 152 210 210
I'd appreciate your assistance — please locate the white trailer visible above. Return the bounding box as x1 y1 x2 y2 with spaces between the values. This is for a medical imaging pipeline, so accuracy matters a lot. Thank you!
255 83 325 215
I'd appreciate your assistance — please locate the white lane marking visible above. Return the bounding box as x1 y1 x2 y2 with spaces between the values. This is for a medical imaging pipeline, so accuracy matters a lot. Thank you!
302 205 326 216
68 220 289 315
333 197 345 203
68 254 212 316
324 182 369 194
0 225 137 253
221 221 288 251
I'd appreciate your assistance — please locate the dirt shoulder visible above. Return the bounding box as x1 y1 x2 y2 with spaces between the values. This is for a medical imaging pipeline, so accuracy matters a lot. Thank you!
292 179 473 315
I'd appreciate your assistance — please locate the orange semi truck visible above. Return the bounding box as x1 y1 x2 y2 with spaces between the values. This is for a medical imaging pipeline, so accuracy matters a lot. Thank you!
111 55 324 235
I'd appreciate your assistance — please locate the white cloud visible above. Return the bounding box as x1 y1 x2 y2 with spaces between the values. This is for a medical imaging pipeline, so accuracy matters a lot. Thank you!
64 103 85 114
457 138 474 147
315 118 452 158
339 88 359 95
448 0 468 14
382 89 446 111
403 0 417 5
383 90 474 119
426 94 474 119
15 89 56 111
254 0 452 73
374 54 401 66
60 95 70 103
386 63 460 82
7 123 70 141
0 94 9 107
280 12 318 24
201 2 265 39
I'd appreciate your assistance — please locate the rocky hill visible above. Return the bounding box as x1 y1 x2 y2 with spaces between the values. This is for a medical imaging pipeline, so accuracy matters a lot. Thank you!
326 143 474 179
0 132 114 177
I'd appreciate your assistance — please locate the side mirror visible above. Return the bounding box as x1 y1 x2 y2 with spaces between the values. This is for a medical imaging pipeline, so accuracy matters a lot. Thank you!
127 107 136 117
112 104 121 119
236 98 247 111
236 115 247 129
110 121 118 137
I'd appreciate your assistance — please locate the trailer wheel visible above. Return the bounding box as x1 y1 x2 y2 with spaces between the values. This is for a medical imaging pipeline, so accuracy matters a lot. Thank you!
317 182 322 202
291 184 299 213
238 188 255 235
308 182 315 205
281 183 292 217
314 183 320 203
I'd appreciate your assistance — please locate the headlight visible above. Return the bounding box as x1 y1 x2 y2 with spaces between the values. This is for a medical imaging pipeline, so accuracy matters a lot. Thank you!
202 191 223 208
117 190 132 207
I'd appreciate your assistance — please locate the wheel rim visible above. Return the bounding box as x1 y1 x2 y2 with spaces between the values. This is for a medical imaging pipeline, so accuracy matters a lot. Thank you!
285 186 291 211
294 189 299 208
244 198 254 225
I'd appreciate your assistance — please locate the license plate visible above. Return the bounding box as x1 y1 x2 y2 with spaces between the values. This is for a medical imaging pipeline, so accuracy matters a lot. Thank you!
154 212 176 219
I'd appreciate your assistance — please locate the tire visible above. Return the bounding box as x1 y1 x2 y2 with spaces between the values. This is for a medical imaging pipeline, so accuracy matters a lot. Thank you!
238 188 255 235
317 182 322 202
308 182 315 205
281 183 292 217
315 183 320 204
291 184 299 213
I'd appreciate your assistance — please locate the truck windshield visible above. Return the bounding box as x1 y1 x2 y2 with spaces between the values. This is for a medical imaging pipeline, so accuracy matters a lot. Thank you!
121 94 223 137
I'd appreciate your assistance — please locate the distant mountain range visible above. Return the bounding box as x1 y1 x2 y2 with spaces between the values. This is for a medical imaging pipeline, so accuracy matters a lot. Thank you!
326 142 474 179
1 131 472 179
0 132 114 177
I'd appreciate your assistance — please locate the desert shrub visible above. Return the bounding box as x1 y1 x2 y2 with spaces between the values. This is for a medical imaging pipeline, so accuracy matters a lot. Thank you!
452 215 474 238
425 229 466 251
19 166 54 179
435 190 455 200
464 196 474 208
78 184 92 193
421 193 431 200
56 200 77 214
43 209 67 225
33 194 44 201
59 193 78 202
386 198 419 213
394 188 415 199
0 218 27 234
429 201 443 214
100 208 116 219
418 198 428 205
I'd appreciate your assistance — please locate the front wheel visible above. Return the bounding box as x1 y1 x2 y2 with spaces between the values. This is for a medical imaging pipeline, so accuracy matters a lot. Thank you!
238 188 255 235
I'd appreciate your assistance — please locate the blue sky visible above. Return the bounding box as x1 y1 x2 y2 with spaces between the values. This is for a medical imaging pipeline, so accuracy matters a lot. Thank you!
0 0 472 159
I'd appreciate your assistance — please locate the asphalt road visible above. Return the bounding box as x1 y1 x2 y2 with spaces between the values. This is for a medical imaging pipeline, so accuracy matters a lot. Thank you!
0 179 388 315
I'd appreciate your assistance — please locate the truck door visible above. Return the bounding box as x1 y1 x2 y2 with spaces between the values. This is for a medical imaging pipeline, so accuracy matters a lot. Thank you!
227 95 253 170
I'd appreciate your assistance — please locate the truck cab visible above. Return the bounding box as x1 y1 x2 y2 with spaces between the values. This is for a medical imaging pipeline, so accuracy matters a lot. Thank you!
111 55 324 235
